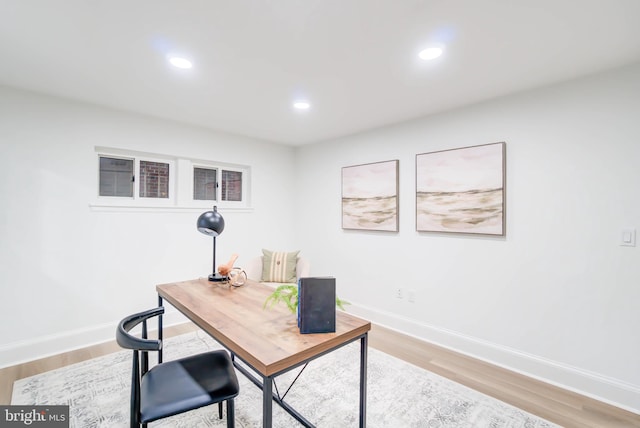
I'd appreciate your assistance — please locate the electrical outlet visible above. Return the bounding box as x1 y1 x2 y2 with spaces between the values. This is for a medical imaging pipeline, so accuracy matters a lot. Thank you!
408 289 416 303
395 288 403 299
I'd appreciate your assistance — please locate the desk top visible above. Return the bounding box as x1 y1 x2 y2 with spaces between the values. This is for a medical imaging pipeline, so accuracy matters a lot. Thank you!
157 278 371 377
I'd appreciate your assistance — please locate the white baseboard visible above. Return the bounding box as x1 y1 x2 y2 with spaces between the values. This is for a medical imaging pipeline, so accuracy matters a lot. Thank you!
0 309 188 369
349 303 640 415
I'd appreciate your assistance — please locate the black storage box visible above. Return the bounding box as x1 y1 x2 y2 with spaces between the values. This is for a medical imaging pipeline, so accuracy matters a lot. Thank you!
298 277 336 334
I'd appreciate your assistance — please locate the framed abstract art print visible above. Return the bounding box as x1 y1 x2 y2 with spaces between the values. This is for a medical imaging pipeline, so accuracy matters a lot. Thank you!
416 142 505 235
342 160 399 232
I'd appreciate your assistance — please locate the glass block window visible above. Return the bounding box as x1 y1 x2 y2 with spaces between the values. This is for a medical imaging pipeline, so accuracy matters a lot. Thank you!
222 170 242 201
99 156 134 197
194 167 217 200
140 160 169 198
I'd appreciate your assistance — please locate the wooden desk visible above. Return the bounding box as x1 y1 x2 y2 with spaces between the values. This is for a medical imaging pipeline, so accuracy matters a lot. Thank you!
156 278 371 427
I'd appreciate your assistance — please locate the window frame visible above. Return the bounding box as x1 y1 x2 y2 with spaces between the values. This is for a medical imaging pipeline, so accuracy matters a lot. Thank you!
138 159 172 200
188 162 249 208
220 168 244 202
92 147 251 212
98 155 135 198
193 166 218 202
96 151 175 207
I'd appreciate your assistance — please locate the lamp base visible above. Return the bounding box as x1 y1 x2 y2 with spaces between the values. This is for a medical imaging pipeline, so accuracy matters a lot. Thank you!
208 273 228 282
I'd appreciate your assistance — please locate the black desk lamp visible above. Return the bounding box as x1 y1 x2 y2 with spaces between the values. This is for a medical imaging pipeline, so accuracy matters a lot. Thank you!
197 206 226 281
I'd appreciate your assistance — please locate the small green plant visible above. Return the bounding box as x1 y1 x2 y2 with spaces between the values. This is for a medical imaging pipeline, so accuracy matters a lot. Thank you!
263 284 350 314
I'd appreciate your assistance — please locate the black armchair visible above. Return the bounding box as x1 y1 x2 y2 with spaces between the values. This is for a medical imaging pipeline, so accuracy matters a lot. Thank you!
116 307 239 427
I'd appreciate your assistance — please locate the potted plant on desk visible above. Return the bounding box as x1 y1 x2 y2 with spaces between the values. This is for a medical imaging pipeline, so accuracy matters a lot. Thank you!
263 284 349 314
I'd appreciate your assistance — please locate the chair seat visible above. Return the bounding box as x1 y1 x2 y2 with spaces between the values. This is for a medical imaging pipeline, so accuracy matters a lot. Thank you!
140 350 239 424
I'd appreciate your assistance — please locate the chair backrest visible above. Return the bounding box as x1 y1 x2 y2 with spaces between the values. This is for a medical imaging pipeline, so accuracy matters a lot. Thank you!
116 307 163 351
117 307 167 427
116 306 165 394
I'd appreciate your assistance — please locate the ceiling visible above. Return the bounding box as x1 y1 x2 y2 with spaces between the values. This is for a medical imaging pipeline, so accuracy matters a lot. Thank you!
2 1 640 146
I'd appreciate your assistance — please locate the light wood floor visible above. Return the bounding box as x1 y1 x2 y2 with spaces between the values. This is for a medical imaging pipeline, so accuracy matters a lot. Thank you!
369 325 639 428
1 323 638 427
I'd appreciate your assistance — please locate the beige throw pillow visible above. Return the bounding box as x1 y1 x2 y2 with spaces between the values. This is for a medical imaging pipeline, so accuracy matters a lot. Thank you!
262 249 299 283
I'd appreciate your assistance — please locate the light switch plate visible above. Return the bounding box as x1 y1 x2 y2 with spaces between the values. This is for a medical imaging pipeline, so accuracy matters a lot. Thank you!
620 229 636 247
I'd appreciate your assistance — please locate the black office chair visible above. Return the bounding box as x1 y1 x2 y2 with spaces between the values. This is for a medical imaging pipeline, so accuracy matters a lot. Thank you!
116 307 239 428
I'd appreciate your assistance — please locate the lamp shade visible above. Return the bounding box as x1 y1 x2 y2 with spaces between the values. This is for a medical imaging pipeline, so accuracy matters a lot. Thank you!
197 206 225 237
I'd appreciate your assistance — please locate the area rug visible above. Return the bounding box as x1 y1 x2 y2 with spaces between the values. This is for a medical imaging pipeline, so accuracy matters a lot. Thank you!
12 331 558 427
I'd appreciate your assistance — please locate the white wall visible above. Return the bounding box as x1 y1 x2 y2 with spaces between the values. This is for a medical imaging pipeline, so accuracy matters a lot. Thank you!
294 63 640 412
1 63 639 412
0 86 298 365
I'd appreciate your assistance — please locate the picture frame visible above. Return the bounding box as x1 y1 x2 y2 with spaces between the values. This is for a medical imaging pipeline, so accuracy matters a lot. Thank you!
342 160 399 232
416 142 506 235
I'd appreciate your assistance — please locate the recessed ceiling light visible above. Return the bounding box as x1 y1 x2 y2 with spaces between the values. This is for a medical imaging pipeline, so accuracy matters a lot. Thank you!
169 57 193 69
293 101 310 110
418 47 443 61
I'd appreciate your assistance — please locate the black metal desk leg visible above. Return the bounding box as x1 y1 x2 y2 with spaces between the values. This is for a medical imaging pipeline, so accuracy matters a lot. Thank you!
263 376 273 428
360 333 368 428
157 295 163 363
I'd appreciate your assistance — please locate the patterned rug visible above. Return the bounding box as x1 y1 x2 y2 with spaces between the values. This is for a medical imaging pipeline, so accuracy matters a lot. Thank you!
12 331 558 427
